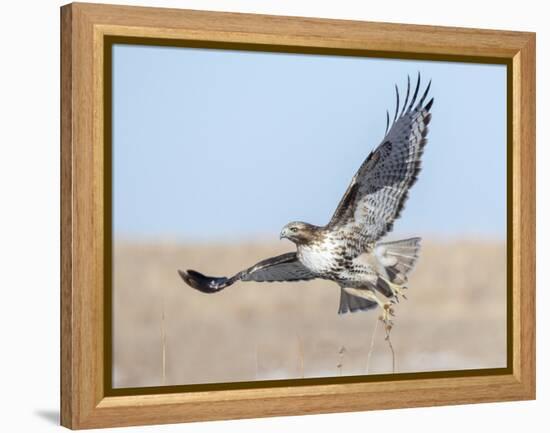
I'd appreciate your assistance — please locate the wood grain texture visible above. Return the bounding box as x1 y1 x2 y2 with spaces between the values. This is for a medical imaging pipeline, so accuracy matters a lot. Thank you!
60 2 536 429
60 4 73 429
512 34 536 396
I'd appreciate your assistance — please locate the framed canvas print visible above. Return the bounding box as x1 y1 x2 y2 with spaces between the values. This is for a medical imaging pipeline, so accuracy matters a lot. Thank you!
60 2 536 429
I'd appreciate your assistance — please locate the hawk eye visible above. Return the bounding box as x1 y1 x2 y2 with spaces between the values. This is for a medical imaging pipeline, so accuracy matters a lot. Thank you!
290 227 298 232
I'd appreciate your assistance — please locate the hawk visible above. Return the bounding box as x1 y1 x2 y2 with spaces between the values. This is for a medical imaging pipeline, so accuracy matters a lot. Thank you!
179 74 433 320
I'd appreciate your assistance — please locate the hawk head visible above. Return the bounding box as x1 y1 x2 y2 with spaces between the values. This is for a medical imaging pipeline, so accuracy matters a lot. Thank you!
280 221 322 245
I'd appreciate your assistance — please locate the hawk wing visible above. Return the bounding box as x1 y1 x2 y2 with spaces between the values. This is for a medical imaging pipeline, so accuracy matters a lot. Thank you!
179 252 316 293
328 74 433 249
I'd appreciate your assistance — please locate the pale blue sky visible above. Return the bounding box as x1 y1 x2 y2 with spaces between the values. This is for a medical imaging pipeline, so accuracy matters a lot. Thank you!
112 44 507 242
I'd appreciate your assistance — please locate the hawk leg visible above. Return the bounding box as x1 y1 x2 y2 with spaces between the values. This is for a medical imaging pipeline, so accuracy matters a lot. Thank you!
381 277 408 303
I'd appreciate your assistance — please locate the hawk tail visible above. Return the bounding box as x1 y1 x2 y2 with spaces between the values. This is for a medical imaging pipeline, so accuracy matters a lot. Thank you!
338 289 378 314
375 237 421 286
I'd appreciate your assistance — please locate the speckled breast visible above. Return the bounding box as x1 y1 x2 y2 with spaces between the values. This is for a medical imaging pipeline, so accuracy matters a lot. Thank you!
296 235 346 276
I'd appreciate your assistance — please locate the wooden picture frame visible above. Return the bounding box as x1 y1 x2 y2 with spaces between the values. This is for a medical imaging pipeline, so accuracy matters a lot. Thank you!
60 2 536 429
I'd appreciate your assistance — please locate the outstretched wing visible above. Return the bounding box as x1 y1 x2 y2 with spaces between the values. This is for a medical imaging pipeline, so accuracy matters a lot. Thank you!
179 252 316 294
328 74 433 248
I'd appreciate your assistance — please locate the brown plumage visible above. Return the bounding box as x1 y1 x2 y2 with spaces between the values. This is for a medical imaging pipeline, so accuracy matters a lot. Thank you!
278 222 324 245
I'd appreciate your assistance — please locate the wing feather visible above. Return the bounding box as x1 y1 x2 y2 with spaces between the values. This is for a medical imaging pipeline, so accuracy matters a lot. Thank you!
179 253 316 293
328 74 434 249
240 253 315 282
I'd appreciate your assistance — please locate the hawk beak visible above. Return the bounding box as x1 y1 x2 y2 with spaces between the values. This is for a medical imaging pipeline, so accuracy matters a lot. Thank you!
279 229 287 240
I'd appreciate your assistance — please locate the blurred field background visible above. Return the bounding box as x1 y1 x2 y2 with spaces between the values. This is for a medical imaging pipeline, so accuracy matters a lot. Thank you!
111 48 508 388
112 238 506 388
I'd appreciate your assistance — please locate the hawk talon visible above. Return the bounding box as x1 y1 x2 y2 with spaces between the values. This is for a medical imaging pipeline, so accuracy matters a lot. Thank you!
383 279 408 302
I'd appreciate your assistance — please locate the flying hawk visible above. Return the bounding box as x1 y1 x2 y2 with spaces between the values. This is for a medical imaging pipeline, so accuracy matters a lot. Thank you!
179 74 433 320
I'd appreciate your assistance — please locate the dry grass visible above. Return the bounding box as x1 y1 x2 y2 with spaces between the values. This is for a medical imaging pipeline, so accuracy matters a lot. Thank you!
112 239 507 388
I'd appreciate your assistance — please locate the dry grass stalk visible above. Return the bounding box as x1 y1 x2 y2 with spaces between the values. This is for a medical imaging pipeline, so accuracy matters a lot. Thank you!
337 346 346 376
255 344 259 380
297 335 304 378
366 315 379 374
161 297 167 386
383 320 397 374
